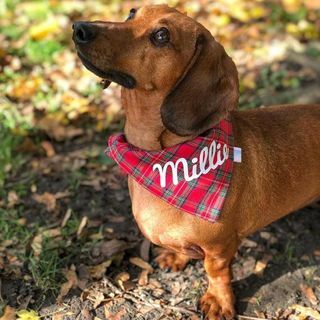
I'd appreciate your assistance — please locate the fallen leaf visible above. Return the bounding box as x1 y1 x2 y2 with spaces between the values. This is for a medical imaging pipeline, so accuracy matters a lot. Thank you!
37 118 84 141
0 306 16 320
115 272 131 290
300 284 318 306
138 269 149 286
29 20 59 40
77 264 91 290
104 303 126 320
289 304 320 319
115 272 130 283
61 208 72 228
92 291 105 309
314 249 320 257
16 310 40 320
31 228 61 259
7 191 19 208
254 255 271 276
89 260 112 280
32 192 56 211
57 265 78 303
241 238 257 248
32 191 70 212
41 141 55 157
91 239 128 260
129 257 153 273
77 216 88 237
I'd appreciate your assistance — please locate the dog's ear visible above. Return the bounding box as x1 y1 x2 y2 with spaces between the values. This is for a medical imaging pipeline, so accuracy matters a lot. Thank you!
161 34 239 136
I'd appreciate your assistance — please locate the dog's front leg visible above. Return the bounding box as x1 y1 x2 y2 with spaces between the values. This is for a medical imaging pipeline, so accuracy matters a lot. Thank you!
200 243 237 320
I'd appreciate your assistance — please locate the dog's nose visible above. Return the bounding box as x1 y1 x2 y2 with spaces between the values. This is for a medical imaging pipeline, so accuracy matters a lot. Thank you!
73 22 96 44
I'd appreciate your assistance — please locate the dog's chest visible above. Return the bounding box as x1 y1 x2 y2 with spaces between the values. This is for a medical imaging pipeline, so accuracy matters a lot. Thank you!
128 177 190 247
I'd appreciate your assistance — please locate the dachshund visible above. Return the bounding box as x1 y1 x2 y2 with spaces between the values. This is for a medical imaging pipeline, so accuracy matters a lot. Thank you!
73 5 320 319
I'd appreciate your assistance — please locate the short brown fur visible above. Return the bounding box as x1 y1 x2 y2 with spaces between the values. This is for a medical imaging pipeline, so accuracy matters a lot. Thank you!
73 5 320 319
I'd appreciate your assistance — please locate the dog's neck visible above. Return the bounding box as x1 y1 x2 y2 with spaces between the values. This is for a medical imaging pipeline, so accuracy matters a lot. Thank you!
121 88 193 151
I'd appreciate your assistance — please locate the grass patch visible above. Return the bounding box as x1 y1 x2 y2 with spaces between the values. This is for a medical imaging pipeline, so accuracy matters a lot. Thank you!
0 124 25 191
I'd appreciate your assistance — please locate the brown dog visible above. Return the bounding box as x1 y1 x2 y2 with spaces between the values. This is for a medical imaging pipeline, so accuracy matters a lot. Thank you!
73 5 320 319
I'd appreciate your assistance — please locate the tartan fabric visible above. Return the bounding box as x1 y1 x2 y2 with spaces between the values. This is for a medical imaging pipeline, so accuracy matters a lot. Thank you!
105 119 234 223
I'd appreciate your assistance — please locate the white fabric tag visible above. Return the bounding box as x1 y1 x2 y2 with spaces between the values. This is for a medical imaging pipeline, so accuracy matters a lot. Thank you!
233 147 242 163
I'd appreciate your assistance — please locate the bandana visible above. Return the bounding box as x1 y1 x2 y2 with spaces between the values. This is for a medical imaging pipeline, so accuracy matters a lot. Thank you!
106 119 240 223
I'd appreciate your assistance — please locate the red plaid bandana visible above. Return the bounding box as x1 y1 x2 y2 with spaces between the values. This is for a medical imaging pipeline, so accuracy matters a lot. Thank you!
106 119 236 223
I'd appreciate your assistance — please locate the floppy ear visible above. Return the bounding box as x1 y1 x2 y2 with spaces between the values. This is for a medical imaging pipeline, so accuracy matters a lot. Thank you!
161 34 239 136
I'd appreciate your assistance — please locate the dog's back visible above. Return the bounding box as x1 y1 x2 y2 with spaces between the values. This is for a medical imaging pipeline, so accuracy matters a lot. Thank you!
230 104 320 235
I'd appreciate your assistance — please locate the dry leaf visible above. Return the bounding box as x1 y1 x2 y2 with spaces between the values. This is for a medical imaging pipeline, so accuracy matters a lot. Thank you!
31 228 61 259
57 265 78 303
41 141 55 157
314 249 320 257
300 284 318 306
0 306 16 320
104 303 126 320
92 239 128 259
7 191 19 208
92 292 105 309
241 238 257 248
138 269 149 286
77 216 88 237
89 260 112 279
115 272 130 283
129 257 154 273
32 191 70 212
16 310 40 320
32 192 56 211
289 304 320 319
37 118 84 141
61 208 72 228
77 264 91 290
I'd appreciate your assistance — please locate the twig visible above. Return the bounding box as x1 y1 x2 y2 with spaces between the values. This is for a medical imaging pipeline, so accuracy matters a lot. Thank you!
237 315 269 320
102 277 199 316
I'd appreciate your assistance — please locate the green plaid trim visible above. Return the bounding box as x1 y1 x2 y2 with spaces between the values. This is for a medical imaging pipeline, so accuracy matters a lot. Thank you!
188 179 198 188
176 196 186 206
163 189 173 198
132 167 141 175
145 177 153 186
197 203 206 212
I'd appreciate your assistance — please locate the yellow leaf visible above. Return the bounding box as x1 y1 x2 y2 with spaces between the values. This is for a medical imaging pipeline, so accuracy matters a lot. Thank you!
290 305 320 319
249 6 266 19
29 20 59 40
16 310 40 320
215 14 231 28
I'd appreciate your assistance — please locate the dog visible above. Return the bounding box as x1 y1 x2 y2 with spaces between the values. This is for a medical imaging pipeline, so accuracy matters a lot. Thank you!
73 5 320 319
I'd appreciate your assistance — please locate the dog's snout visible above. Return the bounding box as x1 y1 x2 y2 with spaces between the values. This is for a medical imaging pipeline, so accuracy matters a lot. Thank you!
73 22 96 44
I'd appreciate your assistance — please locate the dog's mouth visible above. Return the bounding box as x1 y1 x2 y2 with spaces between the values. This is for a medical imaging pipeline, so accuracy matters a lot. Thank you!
77 51 136 89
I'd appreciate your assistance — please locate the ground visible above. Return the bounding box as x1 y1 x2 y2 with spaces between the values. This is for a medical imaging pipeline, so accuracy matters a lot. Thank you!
0 1 320 319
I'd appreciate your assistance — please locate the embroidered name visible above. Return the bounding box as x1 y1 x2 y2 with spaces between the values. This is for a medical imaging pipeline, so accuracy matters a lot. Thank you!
152 140 229 188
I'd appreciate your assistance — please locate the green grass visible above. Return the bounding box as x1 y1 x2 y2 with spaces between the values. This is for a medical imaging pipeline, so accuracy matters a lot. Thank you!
0 207 97 296
0 125 25 191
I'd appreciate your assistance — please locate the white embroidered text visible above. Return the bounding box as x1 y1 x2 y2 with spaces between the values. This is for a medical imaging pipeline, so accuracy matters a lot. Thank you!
153 141 229 188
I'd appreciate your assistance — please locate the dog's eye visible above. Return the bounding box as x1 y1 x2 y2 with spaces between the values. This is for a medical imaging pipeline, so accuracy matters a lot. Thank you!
127 8 136 21
151 27 170 47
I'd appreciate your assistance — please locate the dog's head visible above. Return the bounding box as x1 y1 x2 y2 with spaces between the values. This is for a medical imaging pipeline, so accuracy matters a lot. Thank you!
73 5 239 136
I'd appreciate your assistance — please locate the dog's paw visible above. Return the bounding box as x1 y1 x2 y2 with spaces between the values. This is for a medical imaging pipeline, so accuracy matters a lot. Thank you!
155 250 190 271
199 291 235 320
